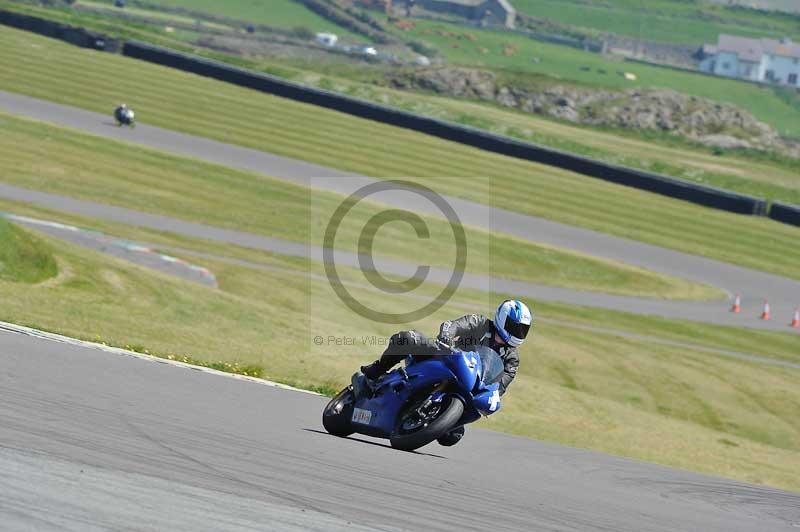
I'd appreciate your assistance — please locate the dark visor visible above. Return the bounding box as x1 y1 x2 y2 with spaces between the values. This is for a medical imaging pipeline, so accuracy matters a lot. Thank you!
504 316 530 339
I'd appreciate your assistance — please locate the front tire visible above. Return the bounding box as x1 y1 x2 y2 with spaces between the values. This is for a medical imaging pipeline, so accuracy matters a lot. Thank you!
390 395 464 451
322 386 355 437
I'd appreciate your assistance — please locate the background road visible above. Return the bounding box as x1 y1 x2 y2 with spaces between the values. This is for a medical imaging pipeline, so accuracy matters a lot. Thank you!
2 327 799 532
2 91 800 330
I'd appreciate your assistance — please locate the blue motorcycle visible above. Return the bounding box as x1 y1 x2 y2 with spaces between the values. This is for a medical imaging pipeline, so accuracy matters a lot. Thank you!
322 343 504 451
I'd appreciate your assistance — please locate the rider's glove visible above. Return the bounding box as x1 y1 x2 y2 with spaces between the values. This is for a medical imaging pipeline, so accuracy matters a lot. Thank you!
437 333 453 347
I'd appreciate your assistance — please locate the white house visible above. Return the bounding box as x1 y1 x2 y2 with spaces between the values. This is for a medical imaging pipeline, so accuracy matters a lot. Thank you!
699 34 800 86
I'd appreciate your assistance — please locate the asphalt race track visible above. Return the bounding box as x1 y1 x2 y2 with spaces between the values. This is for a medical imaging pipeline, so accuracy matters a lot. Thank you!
2 327 799 532
1 91 800 331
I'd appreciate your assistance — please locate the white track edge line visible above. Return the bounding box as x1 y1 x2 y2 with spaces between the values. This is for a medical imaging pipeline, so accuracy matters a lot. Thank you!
0 320 322 396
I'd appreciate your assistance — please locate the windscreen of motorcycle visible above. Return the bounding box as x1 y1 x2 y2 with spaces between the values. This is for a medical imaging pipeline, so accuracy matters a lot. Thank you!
476 346 504 387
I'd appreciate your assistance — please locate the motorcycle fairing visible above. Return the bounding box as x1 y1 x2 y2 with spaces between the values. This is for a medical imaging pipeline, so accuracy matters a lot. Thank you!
352 358 457 438
443 351 480 393
346 349 503 439
472 383 502 416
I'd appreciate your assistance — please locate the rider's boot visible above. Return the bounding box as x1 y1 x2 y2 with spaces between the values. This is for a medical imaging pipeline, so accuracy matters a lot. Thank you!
437 426 465 447
350 361 385 398
350 371 373 398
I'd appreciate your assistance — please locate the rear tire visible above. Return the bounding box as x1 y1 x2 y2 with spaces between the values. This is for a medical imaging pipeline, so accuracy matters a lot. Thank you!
390 396 464 451
437 425 464 447
322 387 355 437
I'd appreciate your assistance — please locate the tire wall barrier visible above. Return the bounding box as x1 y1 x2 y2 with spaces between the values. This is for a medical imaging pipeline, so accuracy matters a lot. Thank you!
769 202 800 227
0 10 122 52
121 41 770 217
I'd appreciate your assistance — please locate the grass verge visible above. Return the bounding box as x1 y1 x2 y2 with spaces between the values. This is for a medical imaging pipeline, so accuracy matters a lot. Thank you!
0 226 797 492
0 216 57 283
5 2 800 206
1 195 798 366
10 1 800 203
1 26 799 281
0 111 721 300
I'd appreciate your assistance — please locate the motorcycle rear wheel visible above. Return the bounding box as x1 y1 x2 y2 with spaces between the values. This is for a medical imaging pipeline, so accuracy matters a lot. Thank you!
322 386 356 437
390 395 464 451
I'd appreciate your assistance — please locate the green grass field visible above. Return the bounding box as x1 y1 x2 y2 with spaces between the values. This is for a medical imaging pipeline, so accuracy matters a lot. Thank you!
402 19 800 138
512 0 800 45
142 0 352 34
11 1 800 138
7 2 800 206
0 111 721 299
75 0 365 40
0 28 800 277
290 68 800 204
77 0 234 30
718 0 800 14
3 194 798 367
2 26 799 281
1 219 798 492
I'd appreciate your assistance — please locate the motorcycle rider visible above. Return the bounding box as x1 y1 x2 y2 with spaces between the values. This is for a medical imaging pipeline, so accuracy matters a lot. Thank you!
114 103 133 126
351 299 533 446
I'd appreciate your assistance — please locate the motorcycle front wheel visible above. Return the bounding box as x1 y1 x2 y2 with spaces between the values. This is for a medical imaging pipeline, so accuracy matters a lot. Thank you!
390 395 464 451
322 386 356 437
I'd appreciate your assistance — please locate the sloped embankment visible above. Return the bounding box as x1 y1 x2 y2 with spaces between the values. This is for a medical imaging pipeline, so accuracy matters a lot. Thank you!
0 217 57 283
388 67 800 156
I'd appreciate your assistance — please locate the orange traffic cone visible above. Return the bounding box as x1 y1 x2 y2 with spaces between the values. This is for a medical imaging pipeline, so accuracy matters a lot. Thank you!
760 300 771 320
730 294 741 313
791 308 800 328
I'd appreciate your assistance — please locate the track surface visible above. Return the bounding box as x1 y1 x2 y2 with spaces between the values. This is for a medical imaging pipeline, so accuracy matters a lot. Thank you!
1 91 800 331
2 327 799 532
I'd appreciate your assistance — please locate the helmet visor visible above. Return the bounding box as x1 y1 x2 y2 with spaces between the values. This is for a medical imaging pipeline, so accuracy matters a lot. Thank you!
504 317 530 340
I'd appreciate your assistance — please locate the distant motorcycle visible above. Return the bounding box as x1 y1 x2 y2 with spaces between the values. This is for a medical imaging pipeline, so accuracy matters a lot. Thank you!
322 342 503 451
114 105 135 128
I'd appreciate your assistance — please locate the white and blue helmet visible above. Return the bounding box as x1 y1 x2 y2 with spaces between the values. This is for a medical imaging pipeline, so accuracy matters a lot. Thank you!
494 300 532 348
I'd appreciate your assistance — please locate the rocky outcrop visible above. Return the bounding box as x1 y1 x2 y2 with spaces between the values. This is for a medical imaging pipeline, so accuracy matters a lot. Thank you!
389 67 497 100
387 67 797 156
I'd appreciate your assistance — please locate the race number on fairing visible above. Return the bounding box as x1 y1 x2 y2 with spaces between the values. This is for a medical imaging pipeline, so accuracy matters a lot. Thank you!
352 408 373 425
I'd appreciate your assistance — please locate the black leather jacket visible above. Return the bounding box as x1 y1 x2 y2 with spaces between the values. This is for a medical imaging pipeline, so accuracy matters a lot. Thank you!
439 314 519 395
